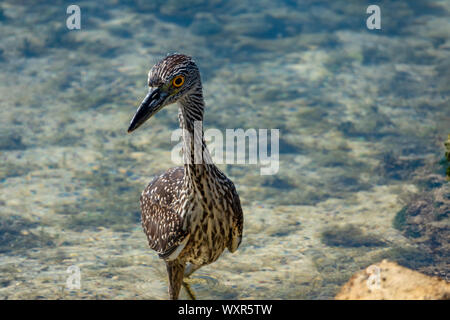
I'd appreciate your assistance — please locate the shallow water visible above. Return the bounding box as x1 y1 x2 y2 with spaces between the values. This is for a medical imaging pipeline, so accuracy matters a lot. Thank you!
0 1 449 299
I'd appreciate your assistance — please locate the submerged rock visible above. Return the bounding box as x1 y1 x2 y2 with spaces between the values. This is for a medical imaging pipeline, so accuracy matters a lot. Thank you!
0 215 54 253
393 183 449 276
321 224 386 248
445 134 450 180
336 260 450 300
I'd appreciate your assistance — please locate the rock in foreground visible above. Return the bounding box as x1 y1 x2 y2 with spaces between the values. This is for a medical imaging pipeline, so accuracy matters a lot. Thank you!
336 260 450 300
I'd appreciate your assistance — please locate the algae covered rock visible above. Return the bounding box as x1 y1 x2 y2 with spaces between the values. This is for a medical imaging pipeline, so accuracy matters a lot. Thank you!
321 224 386 248
445 134 450 180
393 184 449 273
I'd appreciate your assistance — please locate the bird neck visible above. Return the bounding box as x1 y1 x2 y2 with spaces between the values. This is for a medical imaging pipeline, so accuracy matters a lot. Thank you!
177 90 215 195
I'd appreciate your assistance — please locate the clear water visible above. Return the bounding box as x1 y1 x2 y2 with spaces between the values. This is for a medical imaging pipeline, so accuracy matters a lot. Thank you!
0 0 449 299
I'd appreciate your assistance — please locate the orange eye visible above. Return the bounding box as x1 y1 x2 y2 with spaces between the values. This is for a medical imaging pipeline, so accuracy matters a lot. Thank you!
172 75 184 87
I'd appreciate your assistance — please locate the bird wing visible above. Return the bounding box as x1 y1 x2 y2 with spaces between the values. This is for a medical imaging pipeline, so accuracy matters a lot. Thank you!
140 167 188 260
228 182 244 253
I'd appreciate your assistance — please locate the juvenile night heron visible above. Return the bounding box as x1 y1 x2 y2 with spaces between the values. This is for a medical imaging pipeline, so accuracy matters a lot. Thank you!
127 54 244 300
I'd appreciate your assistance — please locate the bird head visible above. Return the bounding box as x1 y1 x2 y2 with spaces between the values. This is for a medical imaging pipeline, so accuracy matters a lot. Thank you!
127 54 201 133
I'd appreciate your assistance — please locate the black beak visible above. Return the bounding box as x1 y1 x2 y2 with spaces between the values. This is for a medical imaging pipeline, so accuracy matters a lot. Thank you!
128 88 164 133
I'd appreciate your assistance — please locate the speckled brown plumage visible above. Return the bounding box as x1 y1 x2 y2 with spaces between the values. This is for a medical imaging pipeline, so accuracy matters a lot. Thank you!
128 54 244 300
140 167 187 259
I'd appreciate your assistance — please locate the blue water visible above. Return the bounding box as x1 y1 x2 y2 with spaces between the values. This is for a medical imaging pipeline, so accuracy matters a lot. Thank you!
0 0 448 299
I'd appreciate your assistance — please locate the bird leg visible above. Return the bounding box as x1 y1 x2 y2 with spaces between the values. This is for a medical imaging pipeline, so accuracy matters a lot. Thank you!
184 263 201 278
181 264 201 300
165 260 185 300
182 281 197 300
